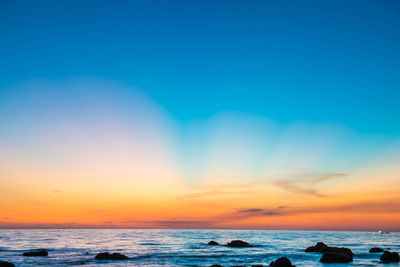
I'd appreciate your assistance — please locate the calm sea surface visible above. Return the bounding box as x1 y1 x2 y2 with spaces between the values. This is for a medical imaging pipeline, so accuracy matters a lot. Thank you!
0 229 399 266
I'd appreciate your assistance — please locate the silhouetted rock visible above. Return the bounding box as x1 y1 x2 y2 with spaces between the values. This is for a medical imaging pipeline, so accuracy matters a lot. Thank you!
210 265 223 267
305 242 353 263
320 246 353 255
95 252 129 260
305 242 327 252
208 240 219 245
251 265 264 267
0 261 15 267
369 247 384 253
269 257 295 267
226 240 250 247
380 251 400 263
320 247 353 263
22 249 48 256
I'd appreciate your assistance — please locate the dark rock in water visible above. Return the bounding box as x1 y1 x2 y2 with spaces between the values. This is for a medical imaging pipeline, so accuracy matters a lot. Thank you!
22 249 48 256
320 246 353 255
305 242 327 252
305 242 353 263
226 240 250 247
251 265 264 267
210 265 223 267
269 257 295 267
369 247 384 253
320 247 353 263
95 252 129 260
0 261 15 267
208 240 219 245
380 251 400 263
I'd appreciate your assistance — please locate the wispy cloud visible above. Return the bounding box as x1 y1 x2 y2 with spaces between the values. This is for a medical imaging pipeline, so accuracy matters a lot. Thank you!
272 172 347 197
227 199 400 220
178 172 348 200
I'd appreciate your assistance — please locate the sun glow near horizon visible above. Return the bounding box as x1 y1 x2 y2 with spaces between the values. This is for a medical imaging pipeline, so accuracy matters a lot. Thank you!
1 79 399 231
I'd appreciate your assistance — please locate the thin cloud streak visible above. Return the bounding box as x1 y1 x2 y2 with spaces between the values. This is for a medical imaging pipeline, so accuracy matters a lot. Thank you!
227 199 400 219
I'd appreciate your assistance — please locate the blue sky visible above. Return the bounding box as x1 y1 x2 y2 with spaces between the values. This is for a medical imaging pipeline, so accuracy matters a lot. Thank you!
1 1 400 230
1 0 399 135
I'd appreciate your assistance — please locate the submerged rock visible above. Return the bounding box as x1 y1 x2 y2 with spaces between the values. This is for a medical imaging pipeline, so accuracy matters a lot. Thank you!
210 265 223 267
269 257 295 267
320 247 353 263
95 252 129 260
305 242 327 252
369 247 384 253
208 240 219 245
226 240 250 247
0 261 15 267
380 251 400 263
22 249 48 256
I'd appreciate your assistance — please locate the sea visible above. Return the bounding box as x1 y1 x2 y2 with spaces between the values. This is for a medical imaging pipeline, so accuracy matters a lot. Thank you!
0 229 399 266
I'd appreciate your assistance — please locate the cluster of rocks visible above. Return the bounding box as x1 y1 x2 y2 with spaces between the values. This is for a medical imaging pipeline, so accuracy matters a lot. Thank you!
368 246 399 263
2 240 399 266
0 249 132 266
304 242 400 264
207 240 399 266
305 242 353 263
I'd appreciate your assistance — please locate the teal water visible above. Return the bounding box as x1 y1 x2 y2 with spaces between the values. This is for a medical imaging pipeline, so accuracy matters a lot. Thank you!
0 229 399 266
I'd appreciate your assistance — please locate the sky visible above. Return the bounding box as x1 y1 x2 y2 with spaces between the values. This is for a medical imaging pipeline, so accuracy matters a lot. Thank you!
0 0 400 231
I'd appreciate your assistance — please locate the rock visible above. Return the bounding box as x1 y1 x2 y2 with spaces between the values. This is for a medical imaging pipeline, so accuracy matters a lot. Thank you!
95 252 129 260
251 265 264 267
305 242 353 263
210 265 223 267
226 240 250 247
269 257 295 267
320 246 353 255
305 242 327 252
380 251 400 263
0 261 15 267
22 249 48 256
369 247 384 253
320 247 353 263
208 240 219 245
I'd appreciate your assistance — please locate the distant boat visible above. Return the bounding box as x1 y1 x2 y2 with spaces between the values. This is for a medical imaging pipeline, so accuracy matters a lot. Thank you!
378 230 390 234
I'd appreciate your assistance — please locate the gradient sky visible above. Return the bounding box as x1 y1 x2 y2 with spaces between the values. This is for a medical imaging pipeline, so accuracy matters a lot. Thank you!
1 0 400 231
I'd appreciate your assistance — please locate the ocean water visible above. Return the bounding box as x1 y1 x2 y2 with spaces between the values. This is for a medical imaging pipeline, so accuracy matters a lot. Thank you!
0 229 399 266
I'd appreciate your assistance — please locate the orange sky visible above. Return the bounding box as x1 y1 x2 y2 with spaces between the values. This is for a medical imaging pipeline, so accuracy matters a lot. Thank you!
1 80 400 231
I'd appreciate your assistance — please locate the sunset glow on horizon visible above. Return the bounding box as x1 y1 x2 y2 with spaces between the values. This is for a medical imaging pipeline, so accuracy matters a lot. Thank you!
1 1 400 231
